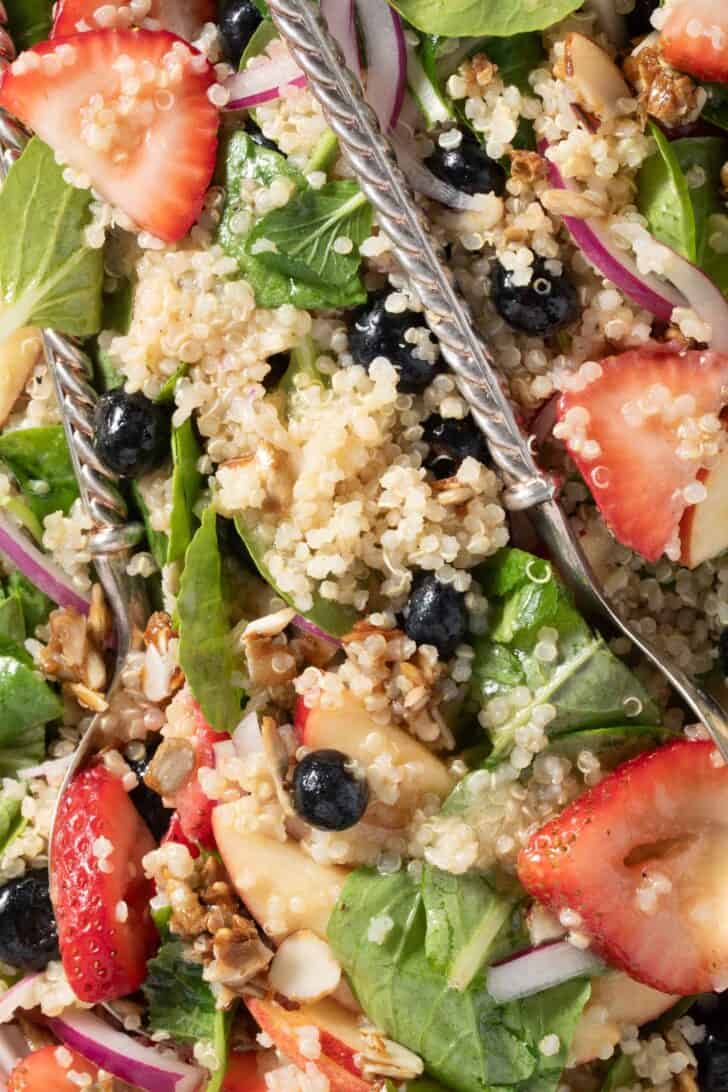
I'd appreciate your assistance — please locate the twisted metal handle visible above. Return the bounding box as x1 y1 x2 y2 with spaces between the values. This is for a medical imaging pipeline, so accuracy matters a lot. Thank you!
265 0 555 512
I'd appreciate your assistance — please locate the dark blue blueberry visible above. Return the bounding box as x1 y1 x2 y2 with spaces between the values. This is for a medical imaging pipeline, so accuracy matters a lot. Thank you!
94 390 170 479
219 0 263 67
293 749 369 831
263 352 291 390
424 130 506 197
0 869 58 971
492 257 579 336
348 293 441 393
403 573 467 658
422 413 490 480
126 741 174 842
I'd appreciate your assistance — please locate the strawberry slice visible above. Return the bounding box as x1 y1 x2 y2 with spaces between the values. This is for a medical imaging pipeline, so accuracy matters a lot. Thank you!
661 0 728 85
0 29 219 243
518 740 728 996
172 709 229 849
52 0 216 42
51 763 159 1003
221 1051 272 1092
555 346 728 562
8 1046 98 1092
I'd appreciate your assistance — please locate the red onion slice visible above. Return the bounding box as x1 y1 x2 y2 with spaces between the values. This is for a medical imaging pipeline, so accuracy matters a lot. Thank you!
0 512 90 616
225 54 306 110
0 973 41 1024
292 614 343 646
321 0 362 81
652 243 728 351
50 1012 204 1092
486 940 604 1003
356 0 407 131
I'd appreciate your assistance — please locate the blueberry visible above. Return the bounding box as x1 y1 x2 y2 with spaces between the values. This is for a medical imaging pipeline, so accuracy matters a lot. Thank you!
293 749 369 831
492 257 579 336
126 741 174 842
219 0 263 67
0 869 58 971
694 1035 728 1091
403 573 467 659
94 390 171 478
246 121 279 154
424 130 506 197
263 352 291 390
422 413 489 480
348 293 441 393
719 628 728 675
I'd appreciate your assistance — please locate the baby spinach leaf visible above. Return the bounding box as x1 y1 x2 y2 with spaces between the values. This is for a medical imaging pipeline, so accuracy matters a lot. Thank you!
143 940 218 1041
0 139 103 342
469 548 658 764
178 508 241 733
131 483 169 571
5 572 53 636
601 1052 635 1092
702 82 728 132
545 723 666 764
636 121 695 262
0 427 79 523
279 334 328 412
386 0 582 38
0 596 25 647
168 419 203 567
484 33 545 92
206 1009 234 1092
329 868 591 1092
0 792 25 856
240 17 276 68
4 0 53 49
672 136 728 294
157 365 189 404
219 131 302 223
0 656 63 776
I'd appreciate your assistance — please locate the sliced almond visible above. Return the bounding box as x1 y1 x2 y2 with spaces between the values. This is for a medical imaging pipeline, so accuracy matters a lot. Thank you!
268 930 342 1003
0 325 42 427
563 32 631 121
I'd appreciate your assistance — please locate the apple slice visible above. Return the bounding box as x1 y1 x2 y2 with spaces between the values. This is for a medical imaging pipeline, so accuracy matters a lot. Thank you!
0 325 42 427
570 971 679 1065
680 444 728 568
295 693 453 823
246 997 372 1092
213 802 349 941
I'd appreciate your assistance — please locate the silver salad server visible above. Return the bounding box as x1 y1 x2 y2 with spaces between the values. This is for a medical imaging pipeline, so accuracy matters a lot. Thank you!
263 0 728 757
0 10 148 841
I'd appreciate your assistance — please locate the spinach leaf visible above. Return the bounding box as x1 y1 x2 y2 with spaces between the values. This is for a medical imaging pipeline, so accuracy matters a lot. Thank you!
234 516 358 638
601 1052 635 1092
93 281 133 392
6 572 53 636
636 121 695 261
469 549 658 764
157 365 189 404
4 0 53 48
0 596 25 646
0 139 103 342
546 724 665 764
279 334 328 412
219 131 302 222
0 427 79 523
484 33 545 92
0 656 62 776
702 82 728 132
143 940 218 1041
206 1010 234 1092
131 483 169 571
178 508 241 733
329 868 591 1092
0 792 25 856
168 419 203 566
672 136 728 294
385 0 581 38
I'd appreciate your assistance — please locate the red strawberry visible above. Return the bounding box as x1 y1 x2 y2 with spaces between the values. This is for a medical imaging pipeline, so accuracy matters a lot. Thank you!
162 812 201 858
52 0 216 42
172 711 229 849
8 1046 98 1092
518 740 728 996
661 0 728 85
51 763 159 1002
0 29 219 243
556 346 728 562
221 1051 272 1092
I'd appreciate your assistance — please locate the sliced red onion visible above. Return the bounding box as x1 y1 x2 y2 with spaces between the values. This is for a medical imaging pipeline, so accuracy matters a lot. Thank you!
225 54 306 110
356 0 407 131
0 974 41 1024
0 1026 29 1078
50 1012 204 1092
541 141 686 322
321 0 362 82
650 243 728 352
486 940 604 1003
232 710 264 758
0 511 90 615
292 615 343 646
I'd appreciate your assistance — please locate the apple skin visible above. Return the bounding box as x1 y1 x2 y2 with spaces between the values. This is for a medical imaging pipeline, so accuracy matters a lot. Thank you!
246 997 373 1092
570 972 678 1065
679 430 728 569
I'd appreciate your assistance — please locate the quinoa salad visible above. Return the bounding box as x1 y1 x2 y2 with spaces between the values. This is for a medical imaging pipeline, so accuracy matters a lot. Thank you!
3 0 728 1091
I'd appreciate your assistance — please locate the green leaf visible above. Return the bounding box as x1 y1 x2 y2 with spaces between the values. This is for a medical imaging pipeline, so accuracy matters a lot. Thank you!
0 792 25 856
157 364 189 404
470 549 659 763
3 0 53 49
636 121 695 261
601 1052 635 1092
329 868 591 1092
385 0 582 37
6 572 53 636
702 82 728 132
143 940 218 1042
0 656 62 776
483 33 545 92
279 334 328 412
0 139 103 341
131 483 170 571
0 596 25 647
168 419 203 566
671 136 728 294
206 1009 234 1092
0 427 79 523
178 508 241 733
545 724 666 764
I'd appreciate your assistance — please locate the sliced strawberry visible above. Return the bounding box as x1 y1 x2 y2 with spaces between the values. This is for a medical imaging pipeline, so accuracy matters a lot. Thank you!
8 1046 98 1092
172 710 229 849
556 346 728 562
0 29 219 243
162 811 201 858
661 0 728 85
518 740 728 996
221 1051 272 1092
52 0 216 42
51 763 159 1002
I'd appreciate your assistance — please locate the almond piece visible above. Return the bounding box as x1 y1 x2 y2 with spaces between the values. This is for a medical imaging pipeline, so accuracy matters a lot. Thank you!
268 930 342 1003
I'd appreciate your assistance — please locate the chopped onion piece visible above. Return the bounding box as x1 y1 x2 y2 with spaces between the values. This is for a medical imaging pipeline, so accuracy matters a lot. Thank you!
50 1012 204 1092
0 511 90 615
321 0 362 81
225 54 306 110
356 0 407 131
0 973 41 1025
487 941 604 1003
